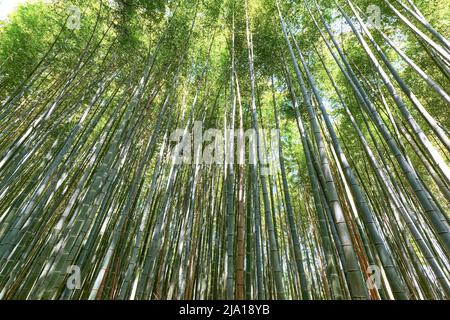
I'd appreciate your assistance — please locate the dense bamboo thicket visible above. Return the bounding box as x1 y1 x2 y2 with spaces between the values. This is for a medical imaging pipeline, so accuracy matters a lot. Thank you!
0 0 449 300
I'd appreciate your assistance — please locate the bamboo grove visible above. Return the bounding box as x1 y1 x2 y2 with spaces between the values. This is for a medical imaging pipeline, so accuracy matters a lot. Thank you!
0 0 449 300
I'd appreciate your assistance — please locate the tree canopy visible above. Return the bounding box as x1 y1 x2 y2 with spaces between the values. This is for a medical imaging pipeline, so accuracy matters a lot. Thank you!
0 0 449 300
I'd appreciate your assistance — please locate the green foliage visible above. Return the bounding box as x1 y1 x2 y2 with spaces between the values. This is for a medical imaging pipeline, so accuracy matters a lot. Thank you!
0 0 449 300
